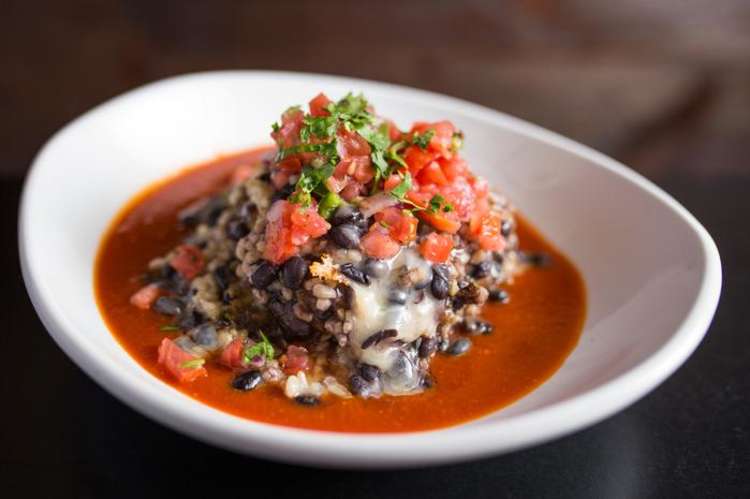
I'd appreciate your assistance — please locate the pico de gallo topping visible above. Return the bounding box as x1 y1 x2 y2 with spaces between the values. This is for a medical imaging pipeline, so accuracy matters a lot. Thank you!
265 92 506 264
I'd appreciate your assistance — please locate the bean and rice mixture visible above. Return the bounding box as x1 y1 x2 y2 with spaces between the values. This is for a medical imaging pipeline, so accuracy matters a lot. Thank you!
130 92 540 405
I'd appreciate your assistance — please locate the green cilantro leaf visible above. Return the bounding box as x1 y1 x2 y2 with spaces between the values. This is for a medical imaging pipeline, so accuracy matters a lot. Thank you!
289 164 335 206
243 331 275 364
412 129 435 149
159 324 181 332
389 172 413 200
427 194 454 214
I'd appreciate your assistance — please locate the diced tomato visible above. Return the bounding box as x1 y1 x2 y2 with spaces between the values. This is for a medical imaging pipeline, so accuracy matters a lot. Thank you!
309 92 332 116
383 174 402 192
385 119 402 141
403 145 438 176
417 210 462 234
283 345 310 374
271 107 304 148
219 338 246 369
361 225 401 259
157 338 207 383
469 196 490 235
263 200 331 264
340 180 365 201
230 164 254 185
471 211 506 251
169 244 205 280
439 157 469 182
419 233 454 263
271 170 291 190
417 161 450 186
374 207 418 244
469 175 489 199
411 120 455 157
129 284 161 310
336 128 371 159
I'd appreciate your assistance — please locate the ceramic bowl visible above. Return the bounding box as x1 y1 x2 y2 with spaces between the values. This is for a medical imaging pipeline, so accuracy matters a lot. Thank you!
19 71 721 468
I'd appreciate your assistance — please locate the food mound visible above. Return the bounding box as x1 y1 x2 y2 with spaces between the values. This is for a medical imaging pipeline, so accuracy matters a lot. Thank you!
130 92 528 404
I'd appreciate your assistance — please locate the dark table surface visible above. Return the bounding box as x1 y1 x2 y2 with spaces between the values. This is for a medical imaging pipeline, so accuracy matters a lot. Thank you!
2 1 749 498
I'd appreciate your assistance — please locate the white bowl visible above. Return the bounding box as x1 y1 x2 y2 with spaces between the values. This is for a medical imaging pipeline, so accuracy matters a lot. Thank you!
19 71 721 468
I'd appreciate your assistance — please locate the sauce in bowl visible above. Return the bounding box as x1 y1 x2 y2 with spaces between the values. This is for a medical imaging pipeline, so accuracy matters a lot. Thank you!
95 147 586 433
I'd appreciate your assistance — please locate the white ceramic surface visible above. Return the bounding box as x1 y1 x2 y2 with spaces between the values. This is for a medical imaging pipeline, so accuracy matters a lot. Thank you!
19 71 721 468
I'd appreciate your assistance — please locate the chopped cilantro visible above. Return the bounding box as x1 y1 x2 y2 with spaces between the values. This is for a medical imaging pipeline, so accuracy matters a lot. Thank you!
180 358 205 370
159 324 181 332
412 129 435 149
271 122 280 133
289 164 335 207
427 194 454 214
389 172 413 200
451 131 464 152
243 331 275 364
318 191 342 218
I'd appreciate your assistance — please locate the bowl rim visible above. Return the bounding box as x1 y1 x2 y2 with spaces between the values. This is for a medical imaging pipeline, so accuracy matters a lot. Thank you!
19 70 722 468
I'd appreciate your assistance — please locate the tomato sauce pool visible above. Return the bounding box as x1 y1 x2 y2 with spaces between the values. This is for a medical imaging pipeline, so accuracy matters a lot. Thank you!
95 148 586 433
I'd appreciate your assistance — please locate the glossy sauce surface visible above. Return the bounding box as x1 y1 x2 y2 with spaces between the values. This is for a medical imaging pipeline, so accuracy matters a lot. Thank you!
95 148 586 433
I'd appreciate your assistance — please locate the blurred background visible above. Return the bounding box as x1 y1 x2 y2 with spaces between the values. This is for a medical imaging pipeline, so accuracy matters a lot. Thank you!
2 1 748 497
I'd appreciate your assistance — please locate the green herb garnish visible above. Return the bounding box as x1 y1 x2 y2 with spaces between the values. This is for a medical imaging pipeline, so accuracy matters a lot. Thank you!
427 194 454 214
389 172 413 200
159 324 181 332
243 331 275 364
318 191 342 218
180 358 205 370
451 131 464 152
412 129 435 149
289 164 335 207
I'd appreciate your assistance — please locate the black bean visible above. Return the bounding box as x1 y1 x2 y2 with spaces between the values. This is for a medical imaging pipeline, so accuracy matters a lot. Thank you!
361 329 398 349
387 288 408 305
281 256 307 289
453 283 483 310
464 320 494 335
359 364 381 382
190 323 218 348
363 258 388 278
237 201 255 220
493 253 505 264
178 196 227 227
340 263 370 285
412 290 425 304
330 205 365 227
430 272 449 300
488 289 509 304
338 284 355 308
294 395 320 406
432 264 451 282
178 310 201 330
231 371 262 391
472 260 495 279
251 260 278 288
522 251 551 267
271 183 294 203
447 338 472 356
418 336 438 358
349 374 369 396
225 218 249 240
329 223 361 249
269 298 311 338
152 296 183 316
501 219 513 237
213 265 233 292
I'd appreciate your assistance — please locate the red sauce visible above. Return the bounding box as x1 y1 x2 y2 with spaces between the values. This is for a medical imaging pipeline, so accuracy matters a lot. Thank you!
94 148 586 433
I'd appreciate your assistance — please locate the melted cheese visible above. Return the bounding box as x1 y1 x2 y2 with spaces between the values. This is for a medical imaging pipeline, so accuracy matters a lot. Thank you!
349 248 441 393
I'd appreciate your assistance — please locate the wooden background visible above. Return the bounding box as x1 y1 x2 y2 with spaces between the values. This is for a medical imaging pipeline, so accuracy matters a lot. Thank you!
2 1 748 497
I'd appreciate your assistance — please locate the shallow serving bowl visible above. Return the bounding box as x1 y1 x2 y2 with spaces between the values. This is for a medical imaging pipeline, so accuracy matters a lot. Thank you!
20 71 721 468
